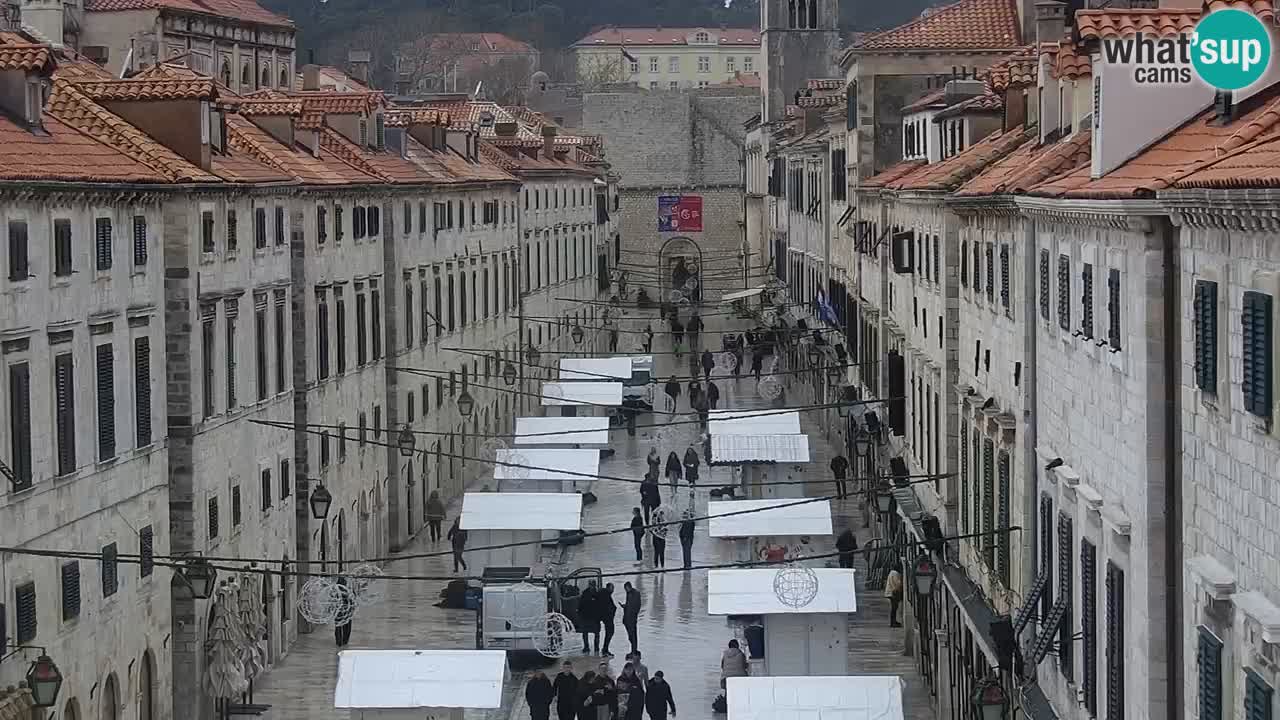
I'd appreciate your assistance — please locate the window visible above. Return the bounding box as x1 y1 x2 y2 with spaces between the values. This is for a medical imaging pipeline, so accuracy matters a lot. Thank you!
255 300 268 401
982 439 994 568
7 220 28 280
353 206 366 240
373 406 381 437
280 459 291 499
1082 263 1095 338
960 240 969 288
371 286 382 360
997 451 1011 586
1039 249 1050 320
668 56 679 73
419 202 428 234
1106 562 1126 720
649 56 659 73
1243 291 1273 421
101 542 119 597
274 206 286 246
697 56 710 73
726 56 736 72
61 562 80 620
317 290 331 380
132 215 147 266
54 352 75 476
231 484 242 526
650 81 658 90
225 301 238 409
1058 513 1075 682
7 362 32 489
368 206 381 237
226 208 238 252
1108 268 1122 350
459 270 468 325
1058 254 1071 331
135 338 151 447
629 59 639 74
404 281 414 348
1081 539 1098 717
985 243 994 301
356 289 368 365
694 31 709 42
139 526 154 577
208 496 219 539
274 293 286 393
1198 627 1223 720
15 582 36 642
335 205 345 242
1246 671 1273 720
254 207 267 249
338 423 347 460
53 219 72 276
317 206 328 245
94 217 112 271
335 288 346 374
743 55 753 72
202 310 215 416
95 343 115 461
1193 280 1220 392
999 244 1010 309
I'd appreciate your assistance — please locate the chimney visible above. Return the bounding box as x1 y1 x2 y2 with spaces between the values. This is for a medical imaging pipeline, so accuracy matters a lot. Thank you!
541 124 557 159
348 50 371 85
0 65 46 127
302 64 321 91
943 79 986 106
1035 1 1066 46
1004 88 1028 131
20 0 62 46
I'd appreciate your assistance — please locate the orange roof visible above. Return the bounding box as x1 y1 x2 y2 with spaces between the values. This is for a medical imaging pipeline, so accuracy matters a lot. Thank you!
574 26 760 46
0 112 169 183
385 108 449 128
890 125 1032 191
224 113 378 186
84 0 292 27
1030 93 1280 198
854 0 1020 51
76 77 215 101
0 33 53 72
933 90 1003 120
797 93 844 108
1172 131 1280 188
1206 0 1275 20
410 139 518 185
716 72 761 88
860 159 928 189
293 91 384 115
320 128 427 184
1074 8 1199 39
407 32 538 54
1052 40 1091 80
237 98 304 116
985 46 1038 92
955 130 1092 197
807 79 843 90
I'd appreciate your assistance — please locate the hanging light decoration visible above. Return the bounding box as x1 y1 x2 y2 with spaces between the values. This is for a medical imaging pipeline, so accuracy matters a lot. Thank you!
571 324 585 345
971 677 1009 720
502 361 518 386
181 557 218 600
25 655 63 708
309 483 333 520
457 389 476 418
773 563 819 608
397 425 416 457
913 553 937 596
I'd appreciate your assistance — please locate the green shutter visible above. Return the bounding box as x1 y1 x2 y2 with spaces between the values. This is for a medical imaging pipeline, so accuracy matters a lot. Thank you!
983 439 995 570
1081 540 1098 717
1082 264 1094 338
1107 562 1126 720
1058 513 1074 681
1194 280 1219 392
997 451 1011 587
1198 627 1224 720
1245 669 1274 720
61 561 80 620
1242 291 1273 421
960 423 970 537
1059 254 1072 331
1040 495 1054 625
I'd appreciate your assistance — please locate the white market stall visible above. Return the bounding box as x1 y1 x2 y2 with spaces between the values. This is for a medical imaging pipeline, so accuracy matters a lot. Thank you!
493 447 600 493
559 357 634 381
541 381 623 418
708 498 833 563
707 410 809 499
708 568 857 677
726 675 905 720
460 492 582 570
514 416 610 446
333 649 507 720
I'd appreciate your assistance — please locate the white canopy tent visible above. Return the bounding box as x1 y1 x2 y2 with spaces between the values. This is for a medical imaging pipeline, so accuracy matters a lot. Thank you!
460 492 583 569
710 434 811 464
707 569 857 615
333 649 507 720
514 416 610 446
493 447 600 493
726 676 905 720
708 499 833 538
708 409 802 436
559 357 634 381
721 287 766 304
541 381 624 407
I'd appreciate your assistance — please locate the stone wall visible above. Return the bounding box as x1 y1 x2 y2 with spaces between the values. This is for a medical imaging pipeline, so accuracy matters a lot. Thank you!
616 187 745 285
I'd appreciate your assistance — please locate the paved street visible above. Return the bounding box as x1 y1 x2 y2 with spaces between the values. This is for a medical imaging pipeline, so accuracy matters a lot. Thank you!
250 302 932 719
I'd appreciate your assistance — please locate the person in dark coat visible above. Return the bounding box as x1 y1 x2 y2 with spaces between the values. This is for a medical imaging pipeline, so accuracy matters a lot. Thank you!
836 528 859 569
553 662 580 720
333 577 353 646
691 391 710 430
578 582 601 653
701 349 714 379
599 583 618 656
830 454 850 499
687 313 703 350
683 446 700 487
617 663 645 720
646 447 661 478
664 452 683 488
679 511 696 569
630 508 645 562
575 672 598 720
643 325 654 353
425 490 446 543
651 526 667 568
687 378 702 403
640 476 661 524
663 377 681 410
609 327 619 352
706 380 721 409
622 582 642 655
526 670 555 720
670 318 685 351
446 517 467 572
645 672 677 720
750 351 764 380
582 673 617 720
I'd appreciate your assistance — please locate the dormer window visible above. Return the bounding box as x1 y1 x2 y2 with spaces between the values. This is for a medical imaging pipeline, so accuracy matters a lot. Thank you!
374 113 385 149
479 111 495 129
694 31 709 43
24 78 41 126
359 117 368 147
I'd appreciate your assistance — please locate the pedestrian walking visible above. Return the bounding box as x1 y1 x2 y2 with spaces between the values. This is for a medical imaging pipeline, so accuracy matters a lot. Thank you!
643 325 654 353
687 313 703 350
720 639 749 691
446 517 467 572
886 568 904 627
526 670 555 720
750 351 764 380
651 528 667 568
626 651 649 687
679 511 695 569
691 391 710 430
620 663 646 720
622 582 642 655
553 662 579 720
645 672 677 720
599 583 618 657
575 671 597 720
579 582 602 653
701 349 714 379
425 490 445 543
664 452 683 489
687 379 702 407
670 318 685 354
706 380 720 409
630 508 645 562
683 446 700 487
830 454 850 499
663 377 681 410
609 328 619 352
584 673 617 720
836 528 858 569
646 446 661 478
333 578 353 646
640 475 660 524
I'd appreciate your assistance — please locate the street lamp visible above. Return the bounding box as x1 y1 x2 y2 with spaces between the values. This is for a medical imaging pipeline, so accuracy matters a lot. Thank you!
972 676 1009 720
524 342 541 368
873 481 894 514
457 389 475 418
25 655 63 708
807 346 821 368
571 324 585 345
180 557 218 600
309 482 333 520
502 362 518 386
854 432 872 460
397 425 416 457
912 553 937 596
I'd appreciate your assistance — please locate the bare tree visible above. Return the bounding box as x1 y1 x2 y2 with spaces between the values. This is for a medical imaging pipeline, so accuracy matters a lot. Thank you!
577 54 627 92
472 56 538 104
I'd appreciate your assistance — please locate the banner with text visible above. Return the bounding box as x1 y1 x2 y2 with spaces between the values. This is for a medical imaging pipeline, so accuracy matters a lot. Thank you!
658 195 703 232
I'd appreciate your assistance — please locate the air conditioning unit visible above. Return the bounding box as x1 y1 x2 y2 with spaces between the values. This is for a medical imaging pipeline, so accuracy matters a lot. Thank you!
82 45 108 65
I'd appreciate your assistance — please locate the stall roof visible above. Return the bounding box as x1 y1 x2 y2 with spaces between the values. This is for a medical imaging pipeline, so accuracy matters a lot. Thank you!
493 448 600 481
333 649 507 710
514 416 611 445
708 499 833 538
726 676 904 720
541 381 624 406
707 569 858 615
460 492 583 530
721 287 765 303
711 434 811 463
559 357 634 381
708 409 802 436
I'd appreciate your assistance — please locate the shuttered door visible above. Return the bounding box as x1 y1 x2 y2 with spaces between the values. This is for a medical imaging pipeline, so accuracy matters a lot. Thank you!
96 344 115 461
54 353 76 476
8 220 28 280
1242 291 1273 421
983 439 994 570
135 338 151 447
14 582 36 643
1040 496 1054 625
1194 280 1219 392
139 526 154 577
997 451 1011 587
1081 539 1097 717
1198 627 1223 720
1107 562 1125 720
985 244 994 301
1082 264 1094 338
1040 250 1051 320
1058 513 1074 681
1000 244 1010 308
95 217 112 270
1108 268 1122 350
8 363 32 488
132 215 147 266
61 561 80 620
1244 669 1274 720
1058 254 1071 330
960 423 970 538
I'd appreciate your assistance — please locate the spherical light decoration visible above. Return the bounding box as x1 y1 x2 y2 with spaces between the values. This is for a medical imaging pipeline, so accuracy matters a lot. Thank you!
479 438 509 463
297 577 342 625
683 277 699 291
647 505 673 539
506 582 548 628
506 451 531 480
644 383 657 404
714 352 737 374
773 564 820 608
668 289 685 305
532 612 576 658
330 582 359 626
758 376 783 400
662 394 676 414
346 563 385 608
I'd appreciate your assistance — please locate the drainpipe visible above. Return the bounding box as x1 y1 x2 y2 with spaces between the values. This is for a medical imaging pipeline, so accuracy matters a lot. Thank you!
1158 214 1184 720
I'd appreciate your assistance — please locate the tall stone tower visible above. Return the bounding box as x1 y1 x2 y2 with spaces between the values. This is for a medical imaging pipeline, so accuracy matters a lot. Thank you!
760 0 843 123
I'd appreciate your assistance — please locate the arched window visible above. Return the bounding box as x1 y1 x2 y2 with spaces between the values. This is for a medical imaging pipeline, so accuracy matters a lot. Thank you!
280 67 290 89
139 652 155 720
809 0 819 27
102 674 119 720
241 63 250 89
260 66 270 88
788 0 796 28
220 61 231 87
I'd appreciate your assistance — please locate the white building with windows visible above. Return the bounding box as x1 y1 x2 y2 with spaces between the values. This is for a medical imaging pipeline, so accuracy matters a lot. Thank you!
572 26 760 90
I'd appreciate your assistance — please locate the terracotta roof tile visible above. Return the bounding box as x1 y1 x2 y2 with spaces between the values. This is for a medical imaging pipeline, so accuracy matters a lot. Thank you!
933 90 1003 120
716 71 761 88
891 125 1032 191
1172 132 1280 188
76 77 215 101
955 130 1092 196
902 89 949 114
854 0 1021 51
860 159 928 189
237 98 304 116
211 152 293 183
985 46 1038 92
797 93 844 108
1053 40 1092 79
293 91 384 115
84 0 292 27
1074 8 1199 40
225 113 378 185
0 33 52 71
807 79 843 90
405 32 538 55
574 27 760 47
51 56 115 81
1206 0 1274 21
1030 93 1280 198
0 111 169 183
410 139 518 184
297 111 324 130
385 108 448 127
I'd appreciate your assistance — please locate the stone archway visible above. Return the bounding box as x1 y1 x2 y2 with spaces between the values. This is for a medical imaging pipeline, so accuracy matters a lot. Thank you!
659 236 704 306
138 652 155 720
101 672 120 720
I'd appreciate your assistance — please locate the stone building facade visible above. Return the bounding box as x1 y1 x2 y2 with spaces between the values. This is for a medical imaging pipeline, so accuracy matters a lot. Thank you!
572 26 760 91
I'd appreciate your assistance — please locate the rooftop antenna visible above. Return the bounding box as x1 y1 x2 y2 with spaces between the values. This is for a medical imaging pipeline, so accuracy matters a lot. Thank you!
473 80 483 99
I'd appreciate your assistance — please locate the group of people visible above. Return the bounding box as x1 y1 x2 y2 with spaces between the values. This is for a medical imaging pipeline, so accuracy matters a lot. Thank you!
525 656 677 720
573 581 644 657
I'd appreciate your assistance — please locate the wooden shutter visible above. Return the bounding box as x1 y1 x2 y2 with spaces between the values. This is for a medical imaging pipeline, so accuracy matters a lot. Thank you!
96 343 115 461
1082 264 1094 338
1108 268 1122 350
8 220 28 280
135 337 150 447
1081 539 1098 717
225 301 237 408
1000 244 1010 308
982 439 995 569
1039 250 1051 320
1194 280 1219 392
61 561 80 620
1242 291 1273 420
1198 627 1223 720
997 451 1011 587
1107 562 1126 720
371 288 382 359
960 240 969 287
261 468 271 510
232 485 242 526
132 215 147 266
985 244 995 301
255 303 267 401
960 423 970 536
317 206 327 244
317 295 329 379
54 352 76 476
208 497 219 539
1058 513 1075 681
275 206 285 246
15 582 36 643
255 207 267 248
280 459 291 500
274 293 286 393
8 363 32 488
1245 669 1274 720
54 219 73 276
101 542 118 597
1040 496 1054 623
226 209 238 251
1058 254 1072 331
95 216 113 270
139 526 154 577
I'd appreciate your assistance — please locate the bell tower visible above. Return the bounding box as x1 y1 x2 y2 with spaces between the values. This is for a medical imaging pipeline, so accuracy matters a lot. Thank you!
761 0 841 123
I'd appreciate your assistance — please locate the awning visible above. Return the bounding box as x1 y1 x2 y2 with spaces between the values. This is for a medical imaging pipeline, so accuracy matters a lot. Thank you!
707 569 857 615
541 381 623 406
721 287 765 303
460 492 583 531
708 499 833 538
727 671 906 717
514 416 610 445
559 357 633 381
709 409 802 436
727 676 904 720
333 649 507 710
710 434 810 463
493 448 600 481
